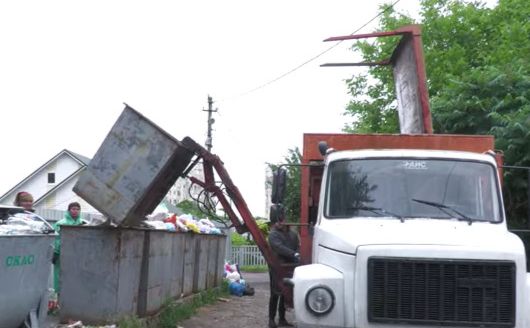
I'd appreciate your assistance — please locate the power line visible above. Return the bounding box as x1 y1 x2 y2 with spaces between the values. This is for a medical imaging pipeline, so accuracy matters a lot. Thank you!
218 0 402 103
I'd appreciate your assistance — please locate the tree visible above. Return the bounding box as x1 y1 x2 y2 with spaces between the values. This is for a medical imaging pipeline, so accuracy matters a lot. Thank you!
176 199 229 227
343 0 530 225
268 147 302 222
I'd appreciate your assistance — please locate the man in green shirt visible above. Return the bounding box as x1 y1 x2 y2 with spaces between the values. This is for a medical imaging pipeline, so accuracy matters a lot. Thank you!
53 202 84 293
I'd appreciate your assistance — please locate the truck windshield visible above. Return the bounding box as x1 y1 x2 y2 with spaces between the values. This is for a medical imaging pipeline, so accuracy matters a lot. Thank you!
324 158 502 222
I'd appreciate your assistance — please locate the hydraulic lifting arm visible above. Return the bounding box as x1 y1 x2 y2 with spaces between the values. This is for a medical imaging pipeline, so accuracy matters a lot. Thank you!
180 137 295 306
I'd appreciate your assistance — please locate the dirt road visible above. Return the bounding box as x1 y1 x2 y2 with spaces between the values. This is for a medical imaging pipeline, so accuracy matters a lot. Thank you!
178 272 296 328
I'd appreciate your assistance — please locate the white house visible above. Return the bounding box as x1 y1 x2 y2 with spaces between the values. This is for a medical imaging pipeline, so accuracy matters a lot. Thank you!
0 149 99 220
0 149 207 221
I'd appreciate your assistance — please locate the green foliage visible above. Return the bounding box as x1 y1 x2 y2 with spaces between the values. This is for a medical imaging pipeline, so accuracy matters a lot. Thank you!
433 64 530 225
159 299 196 328
116 316 146 328
230 217 271 245
256 218 271 239
113 285 230 328
176 199 208 219
158 287 228 328
220 277 230 294
344 0 530 224
231 232 253 246
343 4 413 133
268 147 302 222
176 199 228 227
239 264 269 272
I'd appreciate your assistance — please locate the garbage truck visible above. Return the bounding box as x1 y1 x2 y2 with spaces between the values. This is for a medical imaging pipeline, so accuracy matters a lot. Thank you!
286 133 530 328
280 26 530 327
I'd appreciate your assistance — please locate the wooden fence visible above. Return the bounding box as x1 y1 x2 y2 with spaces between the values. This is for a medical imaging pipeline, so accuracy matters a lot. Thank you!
229 245 267 267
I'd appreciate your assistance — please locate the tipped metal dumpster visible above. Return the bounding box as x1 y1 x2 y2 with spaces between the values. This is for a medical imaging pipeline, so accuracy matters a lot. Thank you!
0 220 55 328
73 104 194 226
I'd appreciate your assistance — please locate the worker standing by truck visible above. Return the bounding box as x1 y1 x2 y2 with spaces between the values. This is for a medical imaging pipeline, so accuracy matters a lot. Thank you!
268 211 299 328
53 202 84 294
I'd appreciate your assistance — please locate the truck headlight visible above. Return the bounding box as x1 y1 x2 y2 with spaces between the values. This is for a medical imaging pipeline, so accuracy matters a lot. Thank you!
305 286 335 315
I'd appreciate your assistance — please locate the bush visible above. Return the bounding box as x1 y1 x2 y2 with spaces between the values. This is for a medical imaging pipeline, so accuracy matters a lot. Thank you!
231 232 253 246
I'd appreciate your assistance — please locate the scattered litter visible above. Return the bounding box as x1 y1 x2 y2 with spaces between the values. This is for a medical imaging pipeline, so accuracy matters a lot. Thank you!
55 322 116 328
223 260 255 297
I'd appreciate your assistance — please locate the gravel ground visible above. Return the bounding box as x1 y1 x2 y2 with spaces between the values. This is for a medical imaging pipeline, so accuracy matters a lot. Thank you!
178 272 296 328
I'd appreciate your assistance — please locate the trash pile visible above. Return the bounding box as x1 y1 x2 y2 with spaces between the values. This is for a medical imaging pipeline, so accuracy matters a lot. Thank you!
0 210 55 235
143 212 223 235
224 261 255 297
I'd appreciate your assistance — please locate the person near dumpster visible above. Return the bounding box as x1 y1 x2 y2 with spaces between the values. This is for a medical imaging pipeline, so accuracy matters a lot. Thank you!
267 205 299 328
14 191 34 212
53 202 84 293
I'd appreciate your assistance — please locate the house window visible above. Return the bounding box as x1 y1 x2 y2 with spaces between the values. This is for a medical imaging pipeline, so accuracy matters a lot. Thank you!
48 173 55 184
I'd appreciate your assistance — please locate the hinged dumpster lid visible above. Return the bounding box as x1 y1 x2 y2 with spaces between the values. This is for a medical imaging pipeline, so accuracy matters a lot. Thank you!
73 105 195 226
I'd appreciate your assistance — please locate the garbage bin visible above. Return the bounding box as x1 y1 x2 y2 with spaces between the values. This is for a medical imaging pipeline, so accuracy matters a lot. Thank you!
0 234 54 328
59 225 146 324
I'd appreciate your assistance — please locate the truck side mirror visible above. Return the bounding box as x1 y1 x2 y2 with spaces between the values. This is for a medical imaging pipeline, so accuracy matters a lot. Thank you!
271 168 287 204
318 141 329 156
319 141 336 156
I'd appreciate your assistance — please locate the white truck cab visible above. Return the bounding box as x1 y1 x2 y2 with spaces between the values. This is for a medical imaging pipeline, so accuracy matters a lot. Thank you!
293 149 530 328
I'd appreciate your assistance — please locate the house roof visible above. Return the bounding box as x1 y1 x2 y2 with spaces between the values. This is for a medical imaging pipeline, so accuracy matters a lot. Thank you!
0 149 92 202
67 150 92 166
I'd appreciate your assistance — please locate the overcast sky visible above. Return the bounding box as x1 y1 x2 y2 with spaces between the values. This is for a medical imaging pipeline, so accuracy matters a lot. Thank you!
0 0 427 216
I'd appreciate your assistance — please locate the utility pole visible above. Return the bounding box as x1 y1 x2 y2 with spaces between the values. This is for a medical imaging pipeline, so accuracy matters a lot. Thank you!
203 95 217 152
202 95 218 214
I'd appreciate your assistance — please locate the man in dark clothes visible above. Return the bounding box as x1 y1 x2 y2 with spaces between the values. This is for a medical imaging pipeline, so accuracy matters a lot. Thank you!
268 214 300 328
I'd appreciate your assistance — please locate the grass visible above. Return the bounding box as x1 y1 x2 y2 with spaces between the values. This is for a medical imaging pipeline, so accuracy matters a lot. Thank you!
116 315 146 328
240 264 268 273
116 282 230 328
158 300 196 328
158 281 229 328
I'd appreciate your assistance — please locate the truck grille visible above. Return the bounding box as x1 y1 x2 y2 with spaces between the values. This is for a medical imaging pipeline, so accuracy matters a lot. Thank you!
367 257 515 327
